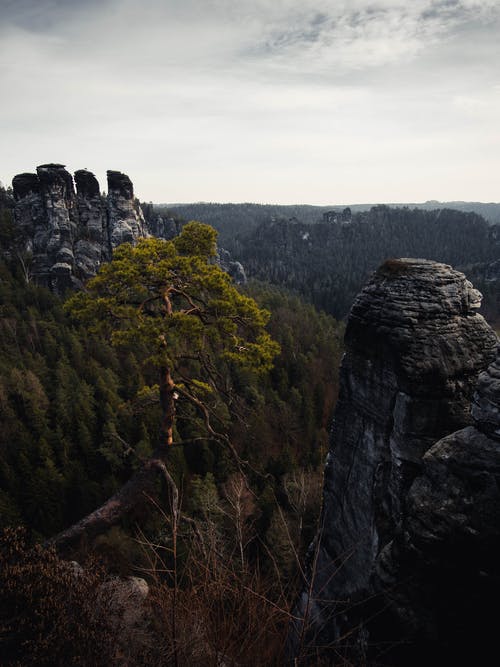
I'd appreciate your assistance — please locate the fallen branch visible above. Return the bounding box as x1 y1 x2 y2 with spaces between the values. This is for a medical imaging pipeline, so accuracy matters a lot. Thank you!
47 452 178 554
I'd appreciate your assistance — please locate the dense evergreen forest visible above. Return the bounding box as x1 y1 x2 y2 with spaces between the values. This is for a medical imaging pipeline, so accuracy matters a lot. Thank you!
0 253 342 544
159 201 500 248
0 181 347 662
1 180 498 664
236 206 499 317
151 202 500 322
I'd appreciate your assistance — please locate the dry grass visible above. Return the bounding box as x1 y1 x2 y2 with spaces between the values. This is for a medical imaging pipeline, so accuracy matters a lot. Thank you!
378 259 412 278
139 515 293 666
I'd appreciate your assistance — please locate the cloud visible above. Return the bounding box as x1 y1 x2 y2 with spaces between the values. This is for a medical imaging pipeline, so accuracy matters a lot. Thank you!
1 1 499 203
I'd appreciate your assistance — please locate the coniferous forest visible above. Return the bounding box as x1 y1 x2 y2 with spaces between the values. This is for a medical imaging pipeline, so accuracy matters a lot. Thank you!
1 176 499 664
0 181 347 664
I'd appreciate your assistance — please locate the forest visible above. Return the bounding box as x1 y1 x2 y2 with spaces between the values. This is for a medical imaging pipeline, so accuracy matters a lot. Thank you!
150 202 500 323
0 183 344 664
1 180 499 664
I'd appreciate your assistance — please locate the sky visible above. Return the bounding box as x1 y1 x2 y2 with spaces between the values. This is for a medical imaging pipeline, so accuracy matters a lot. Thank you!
1 0 500 204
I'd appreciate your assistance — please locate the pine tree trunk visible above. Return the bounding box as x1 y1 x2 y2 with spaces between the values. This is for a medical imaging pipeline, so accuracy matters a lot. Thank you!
159 365 175 448
49 368 180 553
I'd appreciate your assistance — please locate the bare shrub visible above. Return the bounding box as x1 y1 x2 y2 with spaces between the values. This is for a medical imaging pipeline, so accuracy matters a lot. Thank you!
0 527 116 667
138 508 293 666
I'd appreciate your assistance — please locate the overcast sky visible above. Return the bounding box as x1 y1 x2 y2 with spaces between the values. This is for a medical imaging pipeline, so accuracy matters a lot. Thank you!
1 0 499 204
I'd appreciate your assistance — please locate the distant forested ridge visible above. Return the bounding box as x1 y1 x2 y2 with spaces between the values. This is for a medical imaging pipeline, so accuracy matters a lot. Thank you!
161 200 500 244
155 202 500 321
6 163 499 323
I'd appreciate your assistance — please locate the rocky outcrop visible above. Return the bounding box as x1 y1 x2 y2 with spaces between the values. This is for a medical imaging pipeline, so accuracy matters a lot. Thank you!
12 165 147 292
147 213 181 240
289 258 498 663
106 170 147 248
322 207 352 223
218 247 247 284
13 164 80 291
11 165 248 292
74 169 109 280
11 172 46 255
374 344 500 664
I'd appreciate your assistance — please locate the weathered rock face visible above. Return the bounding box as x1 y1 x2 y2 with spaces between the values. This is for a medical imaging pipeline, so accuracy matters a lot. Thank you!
147 213 181 241
472 345 500 437
11 165 247 292
290 258 498 662
74 169 109 280
39 164 80 290
13 164 79 291
218 247 247 284
375 343 500 664
12 165 147 291
11 172 45 250
106 170 147 248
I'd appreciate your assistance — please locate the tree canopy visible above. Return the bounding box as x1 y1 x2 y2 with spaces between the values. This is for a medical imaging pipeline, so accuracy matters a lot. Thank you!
55 222 279 549
66 222 279 447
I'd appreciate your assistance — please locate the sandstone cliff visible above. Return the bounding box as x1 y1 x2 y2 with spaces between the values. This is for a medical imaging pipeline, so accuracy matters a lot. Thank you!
106 170 147 248
12 165 146 292
11 165 245 291
374 343 500 664
290 259 498 664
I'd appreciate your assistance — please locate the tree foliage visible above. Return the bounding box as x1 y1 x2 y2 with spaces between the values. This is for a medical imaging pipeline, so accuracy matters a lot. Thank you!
0 251 342 545
66 222 279 452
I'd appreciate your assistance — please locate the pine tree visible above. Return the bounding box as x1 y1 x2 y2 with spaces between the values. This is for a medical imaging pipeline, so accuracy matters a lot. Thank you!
54 223 279 550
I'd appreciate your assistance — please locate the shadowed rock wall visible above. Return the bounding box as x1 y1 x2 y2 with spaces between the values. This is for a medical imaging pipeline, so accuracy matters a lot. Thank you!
374 343 500 664
289 258 498 664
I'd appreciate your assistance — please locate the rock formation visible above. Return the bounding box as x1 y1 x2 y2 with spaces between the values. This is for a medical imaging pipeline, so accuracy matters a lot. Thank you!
147 212 182 240
289 258 498 663
217 247 247 284
12 165 147 292
106 170 147 248
11 171 47 271
74 169 109 279
375 344 500 664
322 207 352 223
13 164 80 291
11 164 249 293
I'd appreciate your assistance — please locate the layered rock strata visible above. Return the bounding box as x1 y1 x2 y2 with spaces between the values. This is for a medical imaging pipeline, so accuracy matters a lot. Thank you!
13 164 80 291
74 169 109 279
12 165 247 292
106 170 147 248
12 165 147 291
375 344 500 664
290 258 498 662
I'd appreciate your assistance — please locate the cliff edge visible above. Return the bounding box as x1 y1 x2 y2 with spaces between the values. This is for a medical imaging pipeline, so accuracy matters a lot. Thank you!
289 258 498 664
